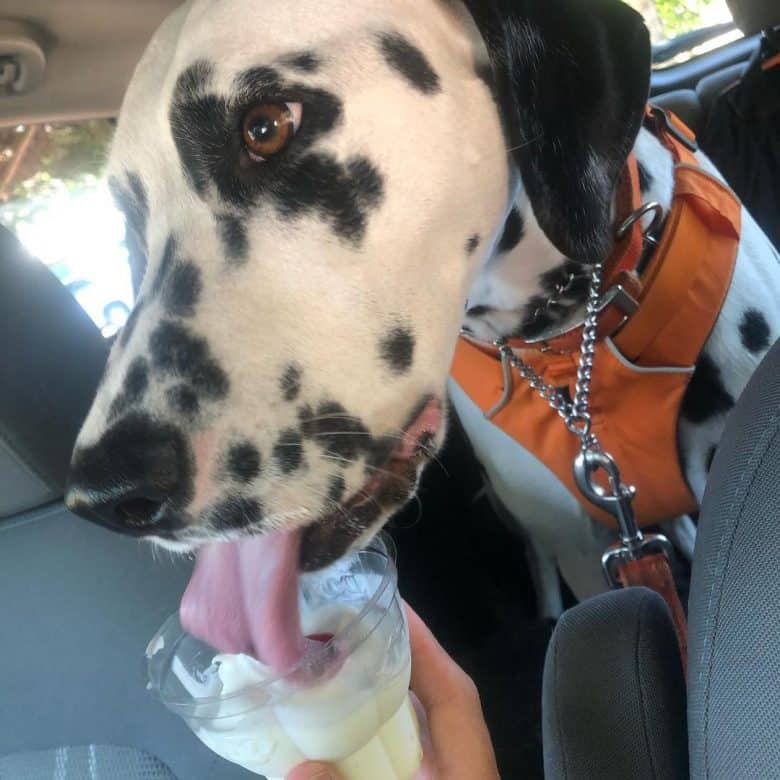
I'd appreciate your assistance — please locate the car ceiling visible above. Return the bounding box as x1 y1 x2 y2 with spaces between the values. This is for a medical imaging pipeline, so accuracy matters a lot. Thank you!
0 0 182 127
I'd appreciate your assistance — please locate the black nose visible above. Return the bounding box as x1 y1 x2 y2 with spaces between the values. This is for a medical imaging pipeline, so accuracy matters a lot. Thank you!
66 413 192 536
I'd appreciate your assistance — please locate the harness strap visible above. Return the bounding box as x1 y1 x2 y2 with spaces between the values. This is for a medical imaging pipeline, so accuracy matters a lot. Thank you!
614 164 741 364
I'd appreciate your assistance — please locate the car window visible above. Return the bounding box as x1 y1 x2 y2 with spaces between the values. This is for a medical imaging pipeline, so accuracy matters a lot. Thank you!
625 0 742 67
0 119 132 339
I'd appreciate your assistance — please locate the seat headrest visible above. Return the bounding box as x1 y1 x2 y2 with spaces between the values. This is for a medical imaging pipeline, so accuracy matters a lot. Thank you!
726 0 779 36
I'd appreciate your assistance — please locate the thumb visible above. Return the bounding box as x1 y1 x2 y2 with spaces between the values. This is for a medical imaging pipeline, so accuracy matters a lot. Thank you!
285 761 343 780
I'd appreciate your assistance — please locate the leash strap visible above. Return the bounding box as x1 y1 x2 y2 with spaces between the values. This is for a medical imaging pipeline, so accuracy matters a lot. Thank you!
616 553 688 678
575 445 688 678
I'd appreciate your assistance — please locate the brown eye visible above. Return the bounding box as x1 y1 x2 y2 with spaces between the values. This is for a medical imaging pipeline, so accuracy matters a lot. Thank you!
242 102 299 160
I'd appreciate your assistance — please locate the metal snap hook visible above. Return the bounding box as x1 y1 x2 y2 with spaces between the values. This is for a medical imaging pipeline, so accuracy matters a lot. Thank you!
573 449 639 546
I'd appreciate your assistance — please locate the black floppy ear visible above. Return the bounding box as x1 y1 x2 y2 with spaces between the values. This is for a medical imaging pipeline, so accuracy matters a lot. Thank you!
466 0 651 261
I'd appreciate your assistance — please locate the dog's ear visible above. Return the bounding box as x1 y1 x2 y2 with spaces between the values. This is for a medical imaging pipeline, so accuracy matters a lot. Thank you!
466 0 651 260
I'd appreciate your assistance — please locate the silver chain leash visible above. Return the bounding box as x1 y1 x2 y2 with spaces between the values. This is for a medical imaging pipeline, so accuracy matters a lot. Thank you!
492 259 605 454
484 219 676 586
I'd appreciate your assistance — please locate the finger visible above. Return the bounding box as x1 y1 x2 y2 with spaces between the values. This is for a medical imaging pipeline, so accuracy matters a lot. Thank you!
409 691 437 780
405 603 478 711
285 761 343 780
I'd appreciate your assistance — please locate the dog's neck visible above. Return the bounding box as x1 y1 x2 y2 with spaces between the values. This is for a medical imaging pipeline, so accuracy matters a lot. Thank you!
463 127 675 342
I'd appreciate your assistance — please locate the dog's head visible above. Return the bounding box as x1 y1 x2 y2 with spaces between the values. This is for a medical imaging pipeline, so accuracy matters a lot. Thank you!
66 0 649 663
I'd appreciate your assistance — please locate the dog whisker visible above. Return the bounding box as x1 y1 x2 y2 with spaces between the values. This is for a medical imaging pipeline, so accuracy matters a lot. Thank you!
303 483 378 531
320 452 415 484
304 429 442 460
505 133 542 155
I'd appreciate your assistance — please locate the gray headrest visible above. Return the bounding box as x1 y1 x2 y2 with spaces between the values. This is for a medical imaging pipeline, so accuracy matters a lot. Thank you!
0 225 108 515
726 0 779 35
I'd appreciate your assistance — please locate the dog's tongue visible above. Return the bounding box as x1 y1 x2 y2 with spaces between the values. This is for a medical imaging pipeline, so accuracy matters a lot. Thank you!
180 531 304 673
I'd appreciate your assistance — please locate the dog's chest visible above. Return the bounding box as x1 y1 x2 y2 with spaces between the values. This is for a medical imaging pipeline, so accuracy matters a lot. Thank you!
456 127 780 520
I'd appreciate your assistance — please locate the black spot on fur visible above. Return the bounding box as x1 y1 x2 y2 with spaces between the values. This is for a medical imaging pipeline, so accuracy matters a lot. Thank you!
498 208 525 253
681 352 735 424
167 384 200 419
378 32 441 95
125 358 150 398
372 465 415 507
466 235 481 255
705 444 718 473
169 62 220 196
171 64 389 245
274 429 304 474
163 262 202 317
466 305 494 317
150 321 229 400
364 436 396 473
516 295 570 340
218 215 249 266
209 496 263 531
119 299 144 349
281 51 321 72
152 235 178 294
513 260 590 339
273 154 384 245
327 475 346 505
109 173 149 295
637 161 654 194
300 499 383 571
175 59 214 103
68 412 194 522
380 327 415 374
108 357 150 421
300 447 415 571
540 260 590 300
739 309 770 354
281 364 302 402
300 402 370 461
225 441 262 483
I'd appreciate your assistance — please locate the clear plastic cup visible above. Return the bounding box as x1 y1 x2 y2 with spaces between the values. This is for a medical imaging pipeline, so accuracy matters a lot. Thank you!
146 534 423 780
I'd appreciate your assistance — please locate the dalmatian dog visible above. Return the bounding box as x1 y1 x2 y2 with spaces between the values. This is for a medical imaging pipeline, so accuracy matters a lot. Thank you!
66 0 779 663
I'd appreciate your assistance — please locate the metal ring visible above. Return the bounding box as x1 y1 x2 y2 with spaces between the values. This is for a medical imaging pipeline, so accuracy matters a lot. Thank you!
565 414 592 439
615 201 664 242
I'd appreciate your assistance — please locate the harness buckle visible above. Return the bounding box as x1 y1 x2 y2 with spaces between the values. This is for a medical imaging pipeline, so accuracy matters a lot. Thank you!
646 105 699 153
521 284 639 347
484 341 515 420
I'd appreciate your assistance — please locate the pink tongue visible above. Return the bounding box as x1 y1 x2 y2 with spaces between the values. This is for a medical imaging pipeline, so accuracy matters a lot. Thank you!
180 531 304 673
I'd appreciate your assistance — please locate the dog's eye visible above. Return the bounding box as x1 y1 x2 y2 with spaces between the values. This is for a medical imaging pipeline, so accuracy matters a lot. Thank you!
242 102 300 161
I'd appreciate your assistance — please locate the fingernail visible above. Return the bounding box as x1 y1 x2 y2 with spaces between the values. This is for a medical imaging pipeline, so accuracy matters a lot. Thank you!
287 761 341 780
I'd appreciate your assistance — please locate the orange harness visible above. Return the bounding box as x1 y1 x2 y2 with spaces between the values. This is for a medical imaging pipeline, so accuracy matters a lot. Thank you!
451 108 742 529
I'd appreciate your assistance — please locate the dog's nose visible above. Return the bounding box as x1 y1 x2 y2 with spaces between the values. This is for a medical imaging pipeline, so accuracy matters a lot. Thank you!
66 413 191 536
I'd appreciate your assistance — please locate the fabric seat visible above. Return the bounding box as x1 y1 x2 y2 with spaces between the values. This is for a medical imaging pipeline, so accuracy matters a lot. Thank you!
0 745 178 780
653 89 705 134
0 224 109 516
542 587 688 779
542 334 780 778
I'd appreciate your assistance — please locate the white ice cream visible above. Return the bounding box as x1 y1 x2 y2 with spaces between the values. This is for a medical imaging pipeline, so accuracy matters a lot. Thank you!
177 606 423 780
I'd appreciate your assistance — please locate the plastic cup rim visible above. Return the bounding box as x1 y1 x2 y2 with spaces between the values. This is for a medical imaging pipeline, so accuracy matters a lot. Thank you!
146 532 399 717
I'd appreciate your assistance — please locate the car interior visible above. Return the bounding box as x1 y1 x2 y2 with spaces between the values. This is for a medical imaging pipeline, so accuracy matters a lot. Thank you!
0 1 777 778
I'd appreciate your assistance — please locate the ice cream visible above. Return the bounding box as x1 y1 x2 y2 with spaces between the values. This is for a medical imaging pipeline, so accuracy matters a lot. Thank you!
147 536 424 780
190 650 419 780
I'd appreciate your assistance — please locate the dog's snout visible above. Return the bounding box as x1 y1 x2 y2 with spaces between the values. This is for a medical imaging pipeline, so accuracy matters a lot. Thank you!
66 413 192 537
